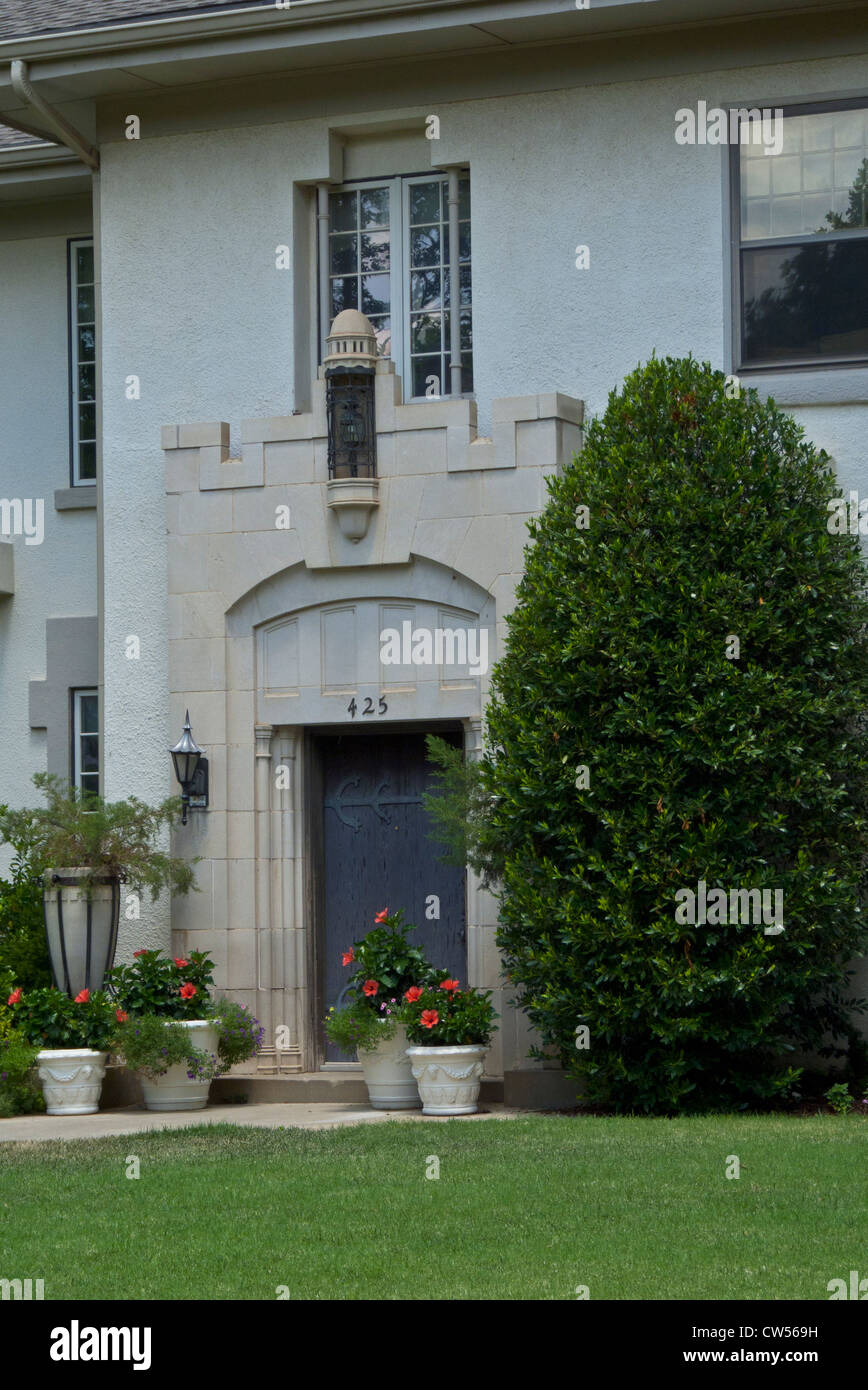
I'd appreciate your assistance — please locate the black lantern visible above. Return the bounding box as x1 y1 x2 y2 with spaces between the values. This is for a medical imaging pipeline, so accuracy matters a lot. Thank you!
170 710 209 823
324 310 378 480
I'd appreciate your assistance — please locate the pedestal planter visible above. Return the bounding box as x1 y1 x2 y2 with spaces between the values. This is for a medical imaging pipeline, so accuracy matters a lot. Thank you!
360 1023 420 1109
43 869 120 999
406 1044 487 1115
138 1020 219 1112
36 1048 108 1115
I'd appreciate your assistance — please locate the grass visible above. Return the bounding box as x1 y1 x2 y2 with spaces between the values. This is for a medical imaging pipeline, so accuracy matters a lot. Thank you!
0 1115 865 1300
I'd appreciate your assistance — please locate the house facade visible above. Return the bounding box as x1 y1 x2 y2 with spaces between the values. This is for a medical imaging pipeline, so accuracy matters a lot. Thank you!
1 0 866 1101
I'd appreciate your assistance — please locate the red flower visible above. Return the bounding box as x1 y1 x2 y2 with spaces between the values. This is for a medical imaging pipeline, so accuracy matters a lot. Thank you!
173 958 189 969
362 979 379 997
116 1009 128 1023
420 1010 439 1030
342 949 355 966
439 978 460 994
374 908 388 923
404 986 423 1003
179 983 197 1000
7 988 21 1005
133 950 147 958
74 989 90 1003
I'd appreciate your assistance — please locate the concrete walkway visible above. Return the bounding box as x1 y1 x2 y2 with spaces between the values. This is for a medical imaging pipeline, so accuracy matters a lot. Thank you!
0 1101 521 1143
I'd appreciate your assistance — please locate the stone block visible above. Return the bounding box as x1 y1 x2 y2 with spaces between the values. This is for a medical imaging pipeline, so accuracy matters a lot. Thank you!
178 490 233 535
492 419 517 469
492 395 540 424
419 471 481 521
537 391 584 425
226 742 255 812
397 428 447 475
264 440 316 486
482 467 543 515
200 442 264 491
227 811 256 860
227 929 258 990
168 637 226 693
178 422 229 449
242 415 306 445
450 436 495 472
161 424 179 450
165 449 201 496
167 534 209 595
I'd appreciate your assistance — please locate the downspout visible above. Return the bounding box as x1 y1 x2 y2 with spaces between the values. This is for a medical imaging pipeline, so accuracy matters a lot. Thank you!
446 167 463 397
10 60 99 170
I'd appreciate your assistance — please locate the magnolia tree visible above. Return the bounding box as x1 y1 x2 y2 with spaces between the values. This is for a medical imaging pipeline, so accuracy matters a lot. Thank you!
427 356 868 1112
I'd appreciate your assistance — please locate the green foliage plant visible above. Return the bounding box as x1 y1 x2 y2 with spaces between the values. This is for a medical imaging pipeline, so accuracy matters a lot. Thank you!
426 356 868 1113
107 948 215 1019
325 909 434 1054
0 773 197 899
401 969 497 1048
6 985 116 1051
0 851 52 989
824 1082 854 1116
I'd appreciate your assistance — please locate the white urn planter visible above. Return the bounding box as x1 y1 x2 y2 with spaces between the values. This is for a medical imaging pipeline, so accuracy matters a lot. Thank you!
359 1023 420 1110
36 1048 108 1115
43 868 120 998
139 1020 219 1112
406 1043 487 1115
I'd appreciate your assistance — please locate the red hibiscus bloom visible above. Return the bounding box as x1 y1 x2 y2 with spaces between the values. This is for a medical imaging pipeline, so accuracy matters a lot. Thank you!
439 978 460 994
179 983 197 1000
342 949 355 966
362 979 379 997
133 949 147 958
420 1010 439 1030
374 908 388 923
173 958 189 969
74 989 90 1003
7 988 21 1005
404 986 423 1003
116 1009 129 1023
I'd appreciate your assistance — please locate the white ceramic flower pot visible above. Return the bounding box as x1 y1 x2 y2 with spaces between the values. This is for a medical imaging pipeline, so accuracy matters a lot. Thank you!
359 1023 420 1109
43 868 120 998
36 1048 108 1115
406 1043 487 1115
139 1020 219 1112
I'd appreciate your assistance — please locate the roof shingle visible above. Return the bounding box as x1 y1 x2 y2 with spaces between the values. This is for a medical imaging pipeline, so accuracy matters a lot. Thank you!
0 0 268 43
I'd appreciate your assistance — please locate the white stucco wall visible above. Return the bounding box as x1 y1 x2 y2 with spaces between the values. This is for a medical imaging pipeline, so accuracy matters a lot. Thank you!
98 41 868 956
0 227 97 873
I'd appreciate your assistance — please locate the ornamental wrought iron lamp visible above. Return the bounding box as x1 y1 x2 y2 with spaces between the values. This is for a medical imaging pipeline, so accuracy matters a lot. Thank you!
324 309 380 541
170 710 209 824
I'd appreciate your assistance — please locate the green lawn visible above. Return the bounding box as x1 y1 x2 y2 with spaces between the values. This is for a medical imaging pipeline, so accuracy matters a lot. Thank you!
1 1115 865 1300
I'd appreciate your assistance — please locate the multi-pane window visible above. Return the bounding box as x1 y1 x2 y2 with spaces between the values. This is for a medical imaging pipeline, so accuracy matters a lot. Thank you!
735 103 868 367
327 173 472 397
72 689 99 798
70 238 96 483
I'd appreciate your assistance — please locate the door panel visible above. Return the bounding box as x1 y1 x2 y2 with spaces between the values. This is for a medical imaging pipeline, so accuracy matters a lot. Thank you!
318 729 466 1061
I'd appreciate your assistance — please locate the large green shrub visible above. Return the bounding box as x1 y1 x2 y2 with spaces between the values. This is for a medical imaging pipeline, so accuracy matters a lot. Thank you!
433 357 868 1112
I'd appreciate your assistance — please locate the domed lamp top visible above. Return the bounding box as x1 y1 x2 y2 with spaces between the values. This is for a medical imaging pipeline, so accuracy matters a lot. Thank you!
324 309 379 374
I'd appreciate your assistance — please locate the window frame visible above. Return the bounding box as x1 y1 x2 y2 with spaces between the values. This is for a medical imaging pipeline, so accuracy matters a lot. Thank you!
324 171 472 403
71 687 99 798
68 236 97 486
730 96 868 374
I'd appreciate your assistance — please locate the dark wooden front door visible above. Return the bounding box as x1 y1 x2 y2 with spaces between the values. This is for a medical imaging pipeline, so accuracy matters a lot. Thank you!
317 729 466 1061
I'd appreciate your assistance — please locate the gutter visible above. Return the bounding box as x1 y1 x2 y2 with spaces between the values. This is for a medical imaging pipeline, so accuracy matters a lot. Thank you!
8 60 98 169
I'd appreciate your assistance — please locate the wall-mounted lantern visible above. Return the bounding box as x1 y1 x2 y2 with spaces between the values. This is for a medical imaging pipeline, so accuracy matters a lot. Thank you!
324 309 379 541
170 710 209 824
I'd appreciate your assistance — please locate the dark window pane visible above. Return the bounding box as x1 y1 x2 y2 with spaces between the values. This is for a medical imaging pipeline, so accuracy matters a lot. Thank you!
458 177 470 220
369 316 391 357
361 274 390 316
330 233 357 275
329 190 356 232
412 354 441 398
78 403 96 440
80 695 98 730
78 442 96 480
80 773 99 797
78 326 95 359
76 243 94 282
78 363 95 400
411 312 442 354
81 735 99 773
411 270 441 310
410 182 441 225
77 285 95 320
459 265 472 306
741 238 868 365
410 225 440 268
360 187 389 229
330 276 358 314
461 352 474 393
360 232 389 273
460 309 472 351
459 224 471 263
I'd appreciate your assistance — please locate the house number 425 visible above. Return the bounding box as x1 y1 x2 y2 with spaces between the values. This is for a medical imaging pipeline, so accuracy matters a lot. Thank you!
347 697 388 718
